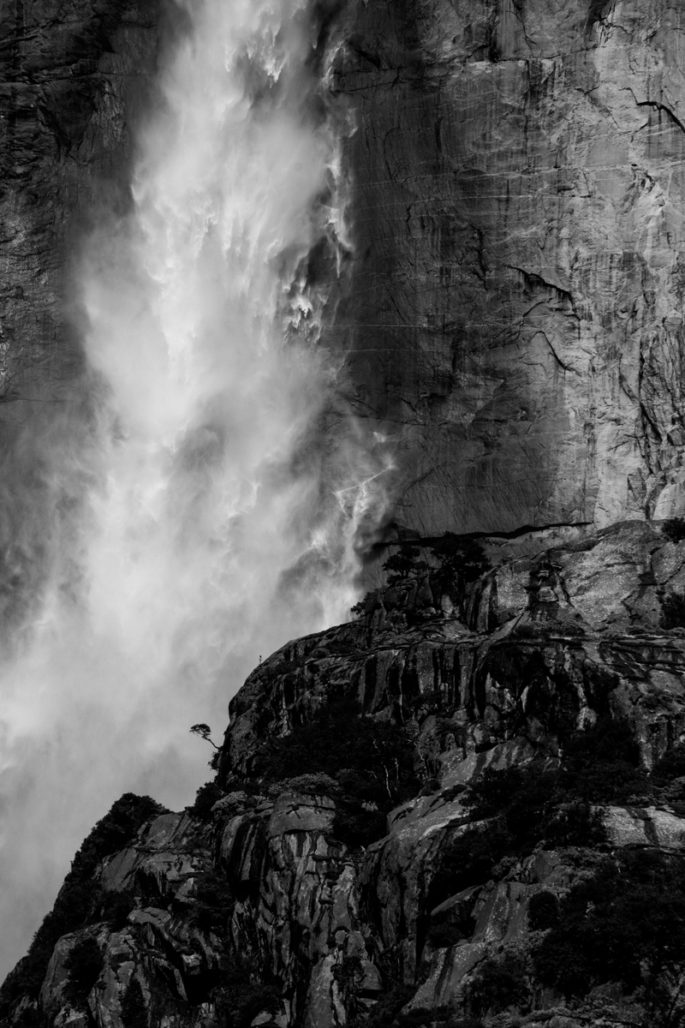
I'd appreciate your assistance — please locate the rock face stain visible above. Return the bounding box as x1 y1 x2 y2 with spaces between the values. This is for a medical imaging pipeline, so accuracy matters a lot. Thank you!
5 523 685 1027
333 0 685 533
5 1 685 1027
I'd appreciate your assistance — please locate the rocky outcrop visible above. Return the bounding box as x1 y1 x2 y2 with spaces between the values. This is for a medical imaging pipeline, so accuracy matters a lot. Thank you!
6 521 685 1027
7 1 685 1026
334 0 685 534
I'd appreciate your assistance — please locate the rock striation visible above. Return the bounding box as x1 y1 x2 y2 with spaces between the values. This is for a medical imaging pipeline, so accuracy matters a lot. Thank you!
6 1 685 1026
6 521 685 1027
5 1 685 539
334 0 685 534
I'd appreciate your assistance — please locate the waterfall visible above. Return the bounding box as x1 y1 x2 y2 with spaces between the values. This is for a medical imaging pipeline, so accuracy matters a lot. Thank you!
0 0 389 979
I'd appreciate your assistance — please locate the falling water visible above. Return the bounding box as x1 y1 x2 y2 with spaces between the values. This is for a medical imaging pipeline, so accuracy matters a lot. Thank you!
0 0 389 979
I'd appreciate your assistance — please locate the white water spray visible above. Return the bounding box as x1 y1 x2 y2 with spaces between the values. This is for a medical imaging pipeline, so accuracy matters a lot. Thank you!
0 0 390 979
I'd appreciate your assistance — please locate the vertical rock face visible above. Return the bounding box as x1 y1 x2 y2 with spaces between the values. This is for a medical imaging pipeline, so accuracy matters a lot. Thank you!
5 523 685 1027
6 523 685 1028
0 0 165 627
5 1 685 540
335 0 685 534
0 0 161 414
7 2 685 1028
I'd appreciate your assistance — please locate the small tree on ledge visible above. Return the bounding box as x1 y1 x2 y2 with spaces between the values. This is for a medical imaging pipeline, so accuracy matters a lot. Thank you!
190 723 220 750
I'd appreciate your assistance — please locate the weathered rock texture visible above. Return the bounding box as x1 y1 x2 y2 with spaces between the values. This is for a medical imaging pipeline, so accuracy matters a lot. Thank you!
7 1 685 1027
6 522 685 1027
5 0 685 540
335 0 685 534
0 0 169 630
0 0 162 412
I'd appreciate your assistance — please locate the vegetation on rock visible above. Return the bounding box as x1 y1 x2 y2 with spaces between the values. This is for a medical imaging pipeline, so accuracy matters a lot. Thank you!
662 591 685 629
64 937 104 1005
427 717 648 911
0 793 163 1020
533 848 685 1023
254 698 420 847
467 951 530 1018
663 518 685 543
120 977 147 1028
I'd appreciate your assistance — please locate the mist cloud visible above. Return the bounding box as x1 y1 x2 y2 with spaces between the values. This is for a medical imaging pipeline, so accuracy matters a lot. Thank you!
0 0 390 979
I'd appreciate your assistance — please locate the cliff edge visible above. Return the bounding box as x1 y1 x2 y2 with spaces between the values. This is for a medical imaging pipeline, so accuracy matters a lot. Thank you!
5 522 685 1027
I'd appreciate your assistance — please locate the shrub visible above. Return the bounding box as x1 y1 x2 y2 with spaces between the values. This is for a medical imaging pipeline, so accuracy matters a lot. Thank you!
543 801 604 847
663 518 685 543
192 872 233 933
427 824 513 909
652 742 685 783
561 716 649 802
464 763 604 852
255 699 419 849
334 956 365 1018
587 0 613 25
430 535 489 583
427 730 631 913
352 993 475 1028
64 937 103 1004
425 918 471 949
191 781 224 820
213 962 280 1028
12 1008 42 1028
350 983 414 1028
528 890 559 931
533 850 685 1002
97 890 135 930
0 794 163 1020
121 977 147 1028
468 952 529 1016
662 591 685 629
383 546 428 583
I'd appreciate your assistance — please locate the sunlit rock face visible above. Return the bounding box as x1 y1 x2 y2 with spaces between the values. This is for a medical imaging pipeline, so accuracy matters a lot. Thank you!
7 522 685 1027
335 0 685 534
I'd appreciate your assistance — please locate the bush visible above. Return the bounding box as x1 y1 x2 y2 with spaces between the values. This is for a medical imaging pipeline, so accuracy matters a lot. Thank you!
427 824 513 909
192 872 234 933
561 716 649 802
64 937 103 1004
0 794 163 1020
533 850 685 1002
350 984 414 1028
191 781 224 820
528 890 560 931
652 742 685 783
97 890 135 930
383 546 428 583
662 591 685 629
12 1008 42 1028
663 518 685 543
430 535 489 584
427 731 630 913
121 977 147 1028
255 699 419 849
352 993 475 1028
213 962 280 1028
425 919 471 949
542 801 603 847
468 952 529 1016
465 761 604 852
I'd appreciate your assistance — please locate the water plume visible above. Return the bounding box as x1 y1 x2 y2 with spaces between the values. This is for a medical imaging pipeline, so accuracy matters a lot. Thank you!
0 0 390 980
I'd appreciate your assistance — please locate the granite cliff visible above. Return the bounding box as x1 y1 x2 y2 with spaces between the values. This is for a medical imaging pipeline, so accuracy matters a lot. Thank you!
335 0 685 534
5 522 685 1027
5 0 685 1027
